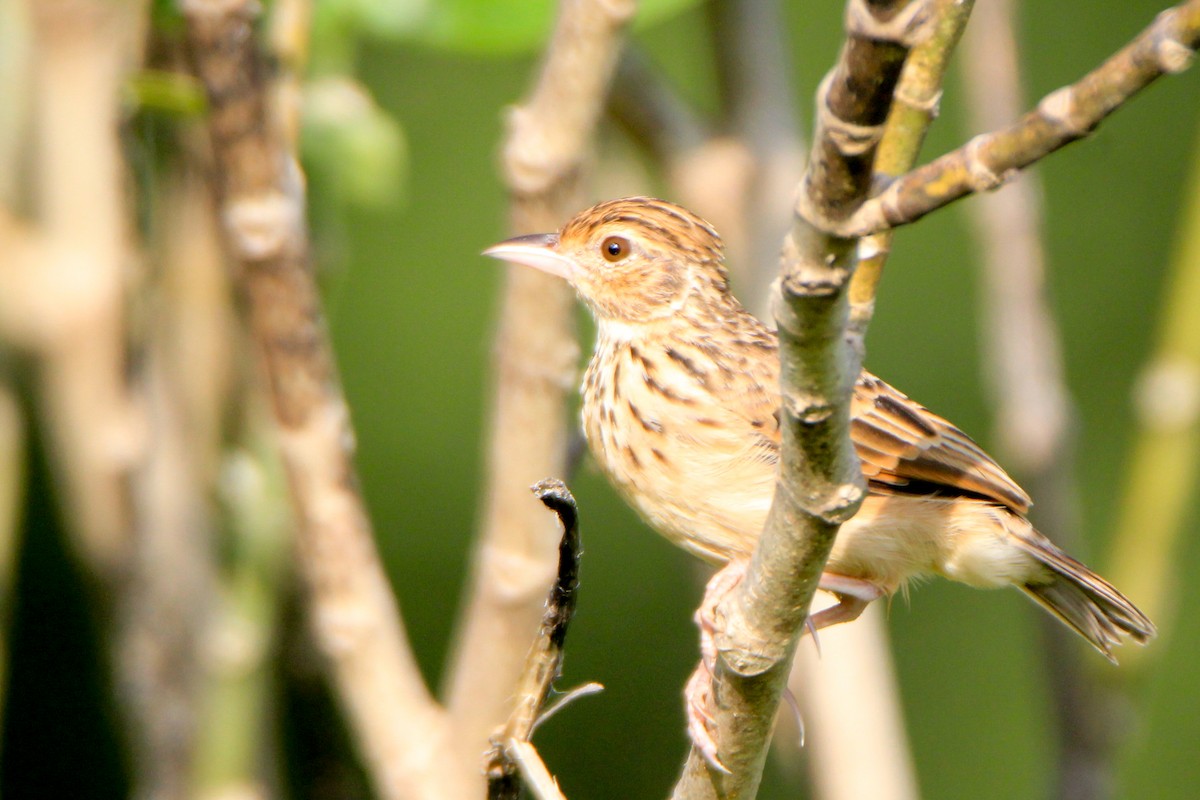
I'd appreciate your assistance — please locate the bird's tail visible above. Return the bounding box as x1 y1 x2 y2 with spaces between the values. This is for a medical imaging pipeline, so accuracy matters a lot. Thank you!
1016 533 1155 663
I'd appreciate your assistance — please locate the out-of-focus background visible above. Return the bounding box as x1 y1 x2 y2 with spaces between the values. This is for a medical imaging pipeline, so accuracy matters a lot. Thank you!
1 0 1198 798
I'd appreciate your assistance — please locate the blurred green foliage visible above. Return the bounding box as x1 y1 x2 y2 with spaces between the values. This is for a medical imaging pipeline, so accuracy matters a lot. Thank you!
4 1 1200 798
348 0 699 55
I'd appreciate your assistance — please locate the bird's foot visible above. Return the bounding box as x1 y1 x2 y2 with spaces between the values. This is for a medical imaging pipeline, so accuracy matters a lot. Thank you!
685 560 748 773
808 573 884 632
684 659 730 773
686 567 882 772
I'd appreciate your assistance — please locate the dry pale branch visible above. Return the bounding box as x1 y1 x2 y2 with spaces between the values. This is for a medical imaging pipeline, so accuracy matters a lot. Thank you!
445 0 635 777
841 0 1200 238
609 48 711 164
672 2 924 796
18 0 143 578
962 3 1066 475
485 480 587 800
791 606 917 800
180 3 467 798
959 6 1119 800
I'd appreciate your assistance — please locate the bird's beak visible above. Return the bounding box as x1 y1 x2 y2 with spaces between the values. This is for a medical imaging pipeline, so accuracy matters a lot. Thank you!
482 233 575 280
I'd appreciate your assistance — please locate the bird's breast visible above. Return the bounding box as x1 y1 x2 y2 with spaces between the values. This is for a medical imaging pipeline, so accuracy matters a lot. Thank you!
581 335 777 563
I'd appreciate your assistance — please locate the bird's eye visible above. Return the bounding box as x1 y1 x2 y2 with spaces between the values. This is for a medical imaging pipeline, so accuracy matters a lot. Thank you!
601 235 630 263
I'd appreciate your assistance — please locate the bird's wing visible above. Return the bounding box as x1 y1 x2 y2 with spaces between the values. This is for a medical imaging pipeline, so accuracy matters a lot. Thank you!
734 340 1031 515
849 372 1032 514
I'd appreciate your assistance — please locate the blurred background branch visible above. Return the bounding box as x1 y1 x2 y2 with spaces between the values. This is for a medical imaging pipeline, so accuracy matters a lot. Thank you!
707 0 804 311
180 1 465 797
443 0 634 784
0 386 22 738
1108 123 1200 650
959 4 1125 799
22 0 142 581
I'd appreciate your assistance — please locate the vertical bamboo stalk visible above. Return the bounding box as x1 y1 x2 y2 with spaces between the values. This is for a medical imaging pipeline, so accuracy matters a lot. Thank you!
1107 128 1200 650
0 385 24 740
962 5 1129 798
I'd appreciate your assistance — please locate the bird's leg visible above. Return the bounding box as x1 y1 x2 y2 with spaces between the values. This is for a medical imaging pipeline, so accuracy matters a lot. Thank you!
685 559 747 773
809 573 883 631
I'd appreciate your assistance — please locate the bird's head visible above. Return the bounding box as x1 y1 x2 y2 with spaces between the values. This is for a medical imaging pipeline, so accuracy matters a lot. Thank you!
484 197 729 324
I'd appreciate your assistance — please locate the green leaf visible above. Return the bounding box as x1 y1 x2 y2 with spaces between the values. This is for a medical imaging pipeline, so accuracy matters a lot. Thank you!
302 77 407 209
123 70 207 118
362 0 701 56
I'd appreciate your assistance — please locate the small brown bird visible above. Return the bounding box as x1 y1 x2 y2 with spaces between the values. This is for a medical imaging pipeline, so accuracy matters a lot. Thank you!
485 196 1153 723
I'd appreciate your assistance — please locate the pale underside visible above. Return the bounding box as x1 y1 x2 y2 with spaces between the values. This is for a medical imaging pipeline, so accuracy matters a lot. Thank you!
581 317 1051 596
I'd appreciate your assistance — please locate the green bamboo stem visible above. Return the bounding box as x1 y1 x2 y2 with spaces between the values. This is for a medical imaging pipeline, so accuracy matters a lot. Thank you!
849 0 975 330
194 443 289 797
1106 128 1200 665
0 385 25 739
842 0 1200 239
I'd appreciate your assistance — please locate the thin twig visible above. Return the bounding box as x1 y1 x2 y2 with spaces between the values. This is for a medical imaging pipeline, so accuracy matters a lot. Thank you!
180 3 467 798
960 4 1121 799
849 0 974 331
444 0 635 779
485 480 585 800
841 0 1200 238
672 2 925 796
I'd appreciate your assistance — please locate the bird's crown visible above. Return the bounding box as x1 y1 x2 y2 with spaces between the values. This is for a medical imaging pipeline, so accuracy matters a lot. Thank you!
557 197 732 322
559 197 726 275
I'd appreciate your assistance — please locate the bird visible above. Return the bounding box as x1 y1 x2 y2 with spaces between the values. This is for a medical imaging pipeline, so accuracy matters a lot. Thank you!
484 196 1154 760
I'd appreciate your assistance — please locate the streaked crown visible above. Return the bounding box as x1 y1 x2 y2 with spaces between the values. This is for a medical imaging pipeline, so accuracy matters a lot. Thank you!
555 197 730 322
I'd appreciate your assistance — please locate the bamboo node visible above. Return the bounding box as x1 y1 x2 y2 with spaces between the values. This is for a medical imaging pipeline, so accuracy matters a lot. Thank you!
844 0 935 46
818 73 886 157
1155 34 1193 74
1038 86 1092 137
895 83 942 116
964 134 1008 191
